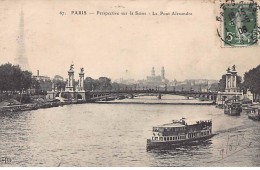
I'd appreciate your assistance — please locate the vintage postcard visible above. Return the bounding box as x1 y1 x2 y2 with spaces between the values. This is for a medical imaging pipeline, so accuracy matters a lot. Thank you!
0 0 260 167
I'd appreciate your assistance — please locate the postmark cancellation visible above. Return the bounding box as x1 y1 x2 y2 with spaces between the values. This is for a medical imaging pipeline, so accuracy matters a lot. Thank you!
216 0 259 47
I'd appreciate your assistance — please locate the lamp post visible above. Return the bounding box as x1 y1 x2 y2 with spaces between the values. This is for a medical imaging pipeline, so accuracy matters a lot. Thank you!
20 88 24 103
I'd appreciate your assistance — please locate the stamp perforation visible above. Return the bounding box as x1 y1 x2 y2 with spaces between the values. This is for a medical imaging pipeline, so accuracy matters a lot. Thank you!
217 0 259 48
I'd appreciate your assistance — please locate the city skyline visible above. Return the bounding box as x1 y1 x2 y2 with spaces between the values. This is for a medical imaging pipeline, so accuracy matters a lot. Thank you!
0 0 259 81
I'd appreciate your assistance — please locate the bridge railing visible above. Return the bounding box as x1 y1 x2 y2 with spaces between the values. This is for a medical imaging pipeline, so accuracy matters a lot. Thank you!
88 90 218 95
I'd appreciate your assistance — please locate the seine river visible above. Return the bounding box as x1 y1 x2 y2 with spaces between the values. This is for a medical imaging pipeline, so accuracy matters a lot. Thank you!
1 95 260 167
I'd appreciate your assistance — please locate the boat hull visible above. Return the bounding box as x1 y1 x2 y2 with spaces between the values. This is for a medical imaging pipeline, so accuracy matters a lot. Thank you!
224 109 241 116
146 134 214 150
248 114 260 121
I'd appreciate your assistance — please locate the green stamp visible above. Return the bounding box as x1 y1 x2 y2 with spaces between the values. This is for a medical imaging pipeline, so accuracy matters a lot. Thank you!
222 3 258 47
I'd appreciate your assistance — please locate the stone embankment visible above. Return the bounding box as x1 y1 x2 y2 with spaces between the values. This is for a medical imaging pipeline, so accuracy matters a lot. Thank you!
0 100 87 113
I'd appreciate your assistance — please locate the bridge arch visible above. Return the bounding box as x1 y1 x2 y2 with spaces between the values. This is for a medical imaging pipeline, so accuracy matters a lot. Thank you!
77 94 83 100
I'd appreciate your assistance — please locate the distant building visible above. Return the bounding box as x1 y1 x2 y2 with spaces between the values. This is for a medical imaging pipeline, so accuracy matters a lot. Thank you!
145 66 169 88
33 70 52 92
114 67 170 90
33 70 51 81
115 78 137 85
114 69 137 85
183 79 218 86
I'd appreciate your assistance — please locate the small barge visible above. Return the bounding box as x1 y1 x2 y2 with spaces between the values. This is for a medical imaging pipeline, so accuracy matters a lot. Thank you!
248 106 260 121
224 102 242 116
147 118 213 150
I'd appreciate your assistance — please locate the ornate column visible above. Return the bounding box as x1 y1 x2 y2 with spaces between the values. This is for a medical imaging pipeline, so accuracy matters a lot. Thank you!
225 67 231 92
65 64 75 92
231 65 237 92
79 68 85 91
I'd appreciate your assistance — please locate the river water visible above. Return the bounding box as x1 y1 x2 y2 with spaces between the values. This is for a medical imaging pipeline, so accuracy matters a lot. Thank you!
0 95 260 167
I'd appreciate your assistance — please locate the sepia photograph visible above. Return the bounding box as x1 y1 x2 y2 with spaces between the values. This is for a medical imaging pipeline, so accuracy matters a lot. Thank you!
0 0 260 167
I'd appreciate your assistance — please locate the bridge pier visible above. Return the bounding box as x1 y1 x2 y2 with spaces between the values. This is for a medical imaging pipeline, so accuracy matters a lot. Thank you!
158 93 162 99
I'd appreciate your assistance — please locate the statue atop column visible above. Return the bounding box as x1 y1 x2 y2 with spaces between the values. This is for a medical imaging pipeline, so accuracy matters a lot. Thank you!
69 64 74 71
232 65 236 71
65 63 75 92
80 67 84 74
226 67 231 73
79 67 85 91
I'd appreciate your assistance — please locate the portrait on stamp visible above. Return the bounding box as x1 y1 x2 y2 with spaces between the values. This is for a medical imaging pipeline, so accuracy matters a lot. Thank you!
222 2 258 46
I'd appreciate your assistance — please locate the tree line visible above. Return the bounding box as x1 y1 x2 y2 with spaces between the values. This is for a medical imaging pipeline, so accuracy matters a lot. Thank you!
0 63 259 100
52 76 133 91
243 65 260 101
84 77 130 91
0 63 34 92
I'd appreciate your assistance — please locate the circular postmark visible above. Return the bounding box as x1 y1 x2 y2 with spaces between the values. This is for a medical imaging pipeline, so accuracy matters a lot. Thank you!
216 0 260 47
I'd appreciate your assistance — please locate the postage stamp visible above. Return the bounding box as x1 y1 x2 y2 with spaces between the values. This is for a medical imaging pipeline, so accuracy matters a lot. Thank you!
216 0 259 47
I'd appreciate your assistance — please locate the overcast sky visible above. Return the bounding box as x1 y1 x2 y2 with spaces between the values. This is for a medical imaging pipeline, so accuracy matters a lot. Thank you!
0 0 259 81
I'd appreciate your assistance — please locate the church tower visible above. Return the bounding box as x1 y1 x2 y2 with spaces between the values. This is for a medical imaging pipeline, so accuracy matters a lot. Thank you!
161 66 165 79
151 67 155 76
14 10 30 71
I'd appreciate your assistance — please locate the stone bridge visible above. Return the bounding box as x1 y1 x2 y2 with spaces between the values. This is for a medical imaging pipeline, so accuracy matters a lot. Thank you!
86 90 217 102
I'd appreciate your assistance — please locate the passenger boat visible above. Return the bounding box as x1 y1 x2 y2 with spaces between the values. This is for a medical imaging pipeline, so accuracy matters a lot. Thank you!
146 118 213 150
224 102 242 116
248 106 260 121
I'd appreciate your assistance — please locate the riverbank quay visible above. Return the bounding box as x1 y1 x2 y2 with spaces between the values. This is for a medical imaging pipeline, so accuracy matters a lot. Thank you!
0 95 215 113
0 99 88 114
95 101 216 105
